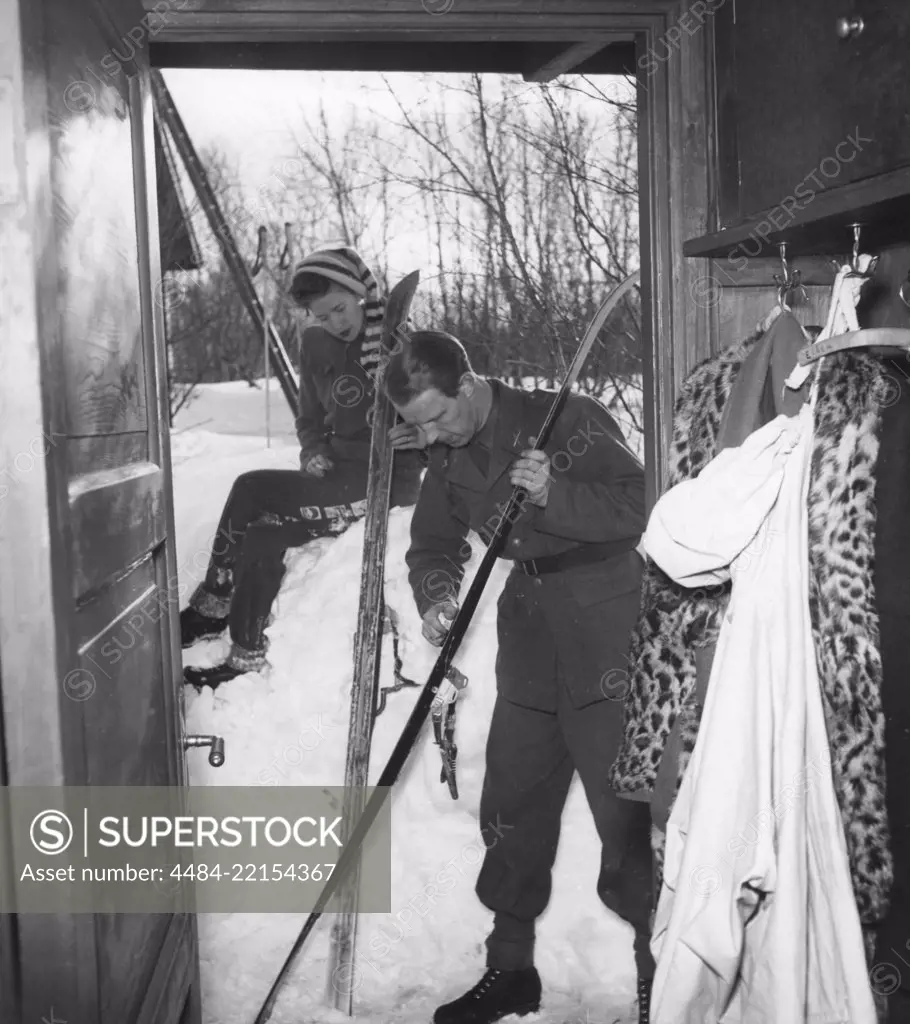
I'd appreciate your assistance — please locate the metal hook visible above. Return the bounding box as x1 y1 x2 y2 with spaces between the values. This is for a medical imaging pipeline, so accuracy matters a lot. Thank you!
251 225 267 277
773 242 790 310
278 222 292 271
849 222 863 273
845 222 880 280
773 241 807 310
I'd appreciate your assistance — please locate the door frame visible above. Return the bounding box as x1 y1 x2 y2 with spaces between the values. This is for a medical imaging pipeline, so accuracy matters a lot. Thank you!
131 62 204 1024
0 0 713 1019
147 0 715 507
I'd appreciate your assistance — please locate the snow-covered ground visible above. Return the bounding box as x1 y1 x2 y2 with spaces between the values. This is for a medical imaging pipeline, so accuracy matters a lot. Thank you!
172 379 642 1024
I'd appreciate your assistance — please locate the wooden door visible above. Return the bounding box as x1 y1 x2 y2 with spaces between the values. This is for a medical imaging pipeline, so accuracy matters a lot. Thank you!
0 0 201 1021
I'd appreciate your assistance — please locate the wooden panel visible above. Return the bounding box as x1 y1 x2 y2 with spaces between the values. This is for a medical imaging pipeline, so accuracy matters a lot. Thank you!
0 670 18 1024
712 244 910 354
709 0 737 227
710 0 910 239
133 914 201 1024
3 0 104 1015
4 0 200 1019
636 9 681 505
0 910 16 1024
728 0 910 224
69 432 149 477
75 553 157 647
152 0 664 7
671 0 714 379
150 0 674 13
715 287 831 349
709 256 838 290
133 66 192 798
133 61 202 1024
639 0 718 500
69 462 167 599
524 37 618 81
75 571 171 786
146 0 679 43
52 63 148 442
684 167 910 260
152 38 636 73
0 6 27 1003
97 915 173 1024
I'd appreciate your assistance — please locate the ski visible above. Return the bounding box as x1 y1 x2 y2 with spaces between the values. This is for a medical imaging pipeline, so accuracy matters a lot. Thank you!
150 70 299 415
251 269 641 1024
324 270 421 1014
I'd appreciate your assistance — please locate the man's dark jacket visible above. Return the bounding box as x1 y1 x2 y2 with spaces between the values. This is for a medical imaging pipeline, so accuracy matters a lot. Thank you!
406 379 646 710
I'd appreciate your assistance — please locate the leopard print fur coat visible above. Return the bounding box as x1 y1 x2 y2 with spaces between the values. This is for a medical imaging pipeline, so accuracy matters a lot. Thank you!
609 325 894 925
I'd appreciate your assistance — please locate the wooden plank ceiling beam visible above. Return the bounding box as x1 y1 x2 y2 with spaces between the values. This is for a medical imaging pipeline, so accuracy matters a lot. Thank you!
523 36 618 82
142 0 679 44
150 39 637 75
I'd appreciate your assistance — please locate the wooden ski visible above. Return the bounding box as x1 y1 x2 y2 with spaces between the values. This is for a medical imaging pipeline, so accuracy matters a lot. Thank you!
324 270 421 1014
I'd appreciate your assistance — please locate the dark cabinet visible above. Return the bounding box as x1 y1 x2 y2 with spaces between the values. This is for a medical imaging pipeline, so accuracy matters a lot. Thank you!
716 0 910 226
687 0 910 258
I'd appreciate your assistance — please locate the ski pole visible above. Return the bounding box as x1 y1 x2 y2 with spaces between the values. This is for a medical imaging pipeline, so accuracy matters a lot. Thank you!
251 269 641 1024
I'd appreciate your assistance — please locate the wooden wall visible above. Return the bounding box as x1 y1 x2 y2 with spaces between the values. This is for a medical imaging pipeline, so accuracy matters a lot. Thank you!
2 0 200 1018
678 1 910 367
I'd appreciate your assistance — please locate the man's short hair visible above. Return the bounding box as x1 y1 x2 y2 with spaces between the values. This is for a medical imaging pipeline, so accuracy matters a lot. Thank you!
384 330 473 406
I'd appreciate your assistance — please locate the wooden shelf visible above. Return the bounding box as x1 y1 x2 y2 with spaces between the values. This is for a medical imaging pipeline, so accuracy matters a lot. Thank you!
684 166 910 261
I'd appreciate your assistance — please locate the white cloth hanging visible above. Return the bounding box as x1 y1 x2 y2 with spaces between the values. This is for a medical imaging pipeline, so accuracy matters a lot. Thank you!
642 405 877 1024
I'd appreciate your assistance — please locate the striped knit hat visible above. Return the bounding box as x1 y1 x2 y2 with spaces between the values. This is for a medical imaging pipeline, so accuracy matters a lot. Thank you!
290 246 385 376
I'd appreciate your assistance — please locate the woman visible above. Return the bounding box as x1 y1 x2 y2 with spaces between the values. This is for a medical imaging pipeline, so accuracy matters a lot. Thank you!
179 246 422 689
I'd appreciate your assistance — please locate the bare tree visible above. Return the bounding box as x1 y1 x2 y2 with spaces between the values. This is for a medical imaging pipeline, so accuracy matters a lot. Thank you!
372 73 642 439
158 76 644 452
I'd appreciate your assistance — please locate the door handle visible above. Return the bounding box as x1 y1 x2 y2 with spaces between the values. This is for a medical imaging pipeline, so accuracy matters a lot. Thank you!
184 734 226 767
835 15 864 39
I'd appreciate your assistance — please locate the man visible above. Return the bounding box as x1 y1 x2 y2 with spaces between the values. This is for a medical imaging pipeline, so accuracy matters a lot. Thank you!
180 246 422 688
384 330 654 1024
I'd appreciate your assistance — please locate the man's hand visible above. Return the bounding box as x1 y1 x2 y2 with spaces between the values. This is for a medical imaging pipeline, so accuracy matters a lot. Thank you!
303 454 334 477
421 599 458 647
389 422 430 451
510 449 551 507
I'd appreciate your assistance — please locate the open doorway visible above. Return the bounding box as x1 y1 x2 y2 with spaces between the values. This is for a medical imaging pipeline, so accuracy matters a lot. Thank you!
0 0 712 1018
160 66 647 1023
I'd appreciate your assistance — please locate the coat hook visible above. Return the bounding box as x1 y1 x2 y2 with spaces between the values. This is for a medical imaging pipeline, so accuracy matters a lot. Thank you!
773 241 806 310
848 222 863 272
773 242 789 309
846 222 879 279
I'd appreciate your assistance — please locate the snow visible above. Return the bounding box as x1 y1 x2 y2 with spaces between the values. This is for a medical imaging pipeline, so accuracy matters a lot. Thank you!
172 380 640 1024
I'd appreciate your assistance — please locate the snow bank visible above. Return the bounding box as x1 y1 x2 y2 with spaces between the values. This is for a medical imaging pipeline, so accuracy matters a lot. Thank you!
173 382 640 1024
